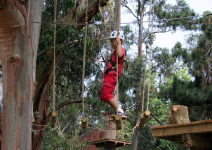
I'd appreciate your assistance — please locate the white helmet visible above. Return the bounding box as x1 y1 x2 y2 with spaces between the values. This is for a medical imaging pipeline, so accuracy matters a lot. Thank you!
109 30 124 40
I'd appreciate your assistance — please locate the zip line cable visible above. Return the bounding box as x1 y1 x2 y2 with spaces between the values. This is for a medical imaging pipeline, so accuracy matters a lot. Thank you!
28 13 212 25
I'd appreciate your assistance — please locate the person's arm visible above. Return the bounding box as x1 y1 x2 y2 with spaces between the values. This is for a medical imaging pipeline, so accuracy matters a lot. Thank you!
116 36 123 58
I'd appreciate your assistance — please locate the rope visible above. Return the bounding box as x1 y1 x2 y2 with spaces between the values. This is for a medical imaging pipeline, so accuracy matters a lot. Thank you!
90 29 108 63
116 36 119 114
141 0 152 114
115 0 121 114
147 0 155 110
82 0 88 117
53 0 57 111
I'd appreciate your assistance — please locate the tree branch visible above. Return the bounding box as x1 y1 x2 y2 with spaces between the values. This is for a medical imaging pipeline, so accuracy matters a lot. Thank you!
75 0 109 30
56 99 82 111
121 3 139 21
48 99 82 118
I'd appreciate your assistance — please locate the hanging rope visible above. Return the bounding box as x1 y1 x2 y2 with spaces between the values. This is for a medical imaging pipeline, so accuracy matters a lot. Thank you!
49 0 58 128
147 0 155 110
115 0 121 114
90 29 108 63
82 0 88 117
141 0 152 113
81 0 89 129
53 0 57 112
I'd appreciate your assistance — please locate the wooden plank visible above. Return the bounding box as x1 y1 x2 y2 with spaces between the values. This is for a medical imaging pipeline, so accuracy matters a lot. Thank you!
111 115 127 121
161 135 182 143
152 120 212 137
182 133 212 149
90 139 131 148
96 141 117 148
151 120 212 149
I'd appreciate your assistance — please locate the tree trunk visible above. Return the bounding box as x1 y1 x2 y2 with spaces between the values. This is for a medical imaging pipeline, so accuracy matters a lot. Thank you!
0 2 33 150
138 9 144 57
169 105 190 124
32 51 62 150
114 0 121 30
131 104 141 150
131 128 139 150
30 0 43 82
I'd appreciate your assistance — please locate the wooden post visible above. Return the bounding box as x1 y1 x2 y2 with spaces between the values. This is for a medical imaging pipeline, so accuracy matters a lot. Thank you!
115 115 122 130
138 110 150 129
169 105 190 124
106 115 116 139
50 111 57 128
81 116 88 129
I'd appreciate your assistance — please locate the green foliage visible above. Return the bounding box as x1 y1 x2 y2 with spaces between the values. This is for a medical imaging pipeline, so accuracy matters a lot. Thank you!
160 11 212 122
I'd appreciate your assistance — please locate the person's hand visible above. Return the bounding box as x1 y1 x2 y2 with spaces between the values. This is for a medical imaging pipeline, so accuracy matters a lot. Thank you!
116 35 121 44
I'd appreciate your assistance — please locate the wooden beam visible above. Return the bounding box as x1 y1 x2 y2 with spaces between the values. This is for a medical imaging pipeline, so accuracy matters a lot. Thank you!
96 141 117 148
182 133 212 149
138 110 150 129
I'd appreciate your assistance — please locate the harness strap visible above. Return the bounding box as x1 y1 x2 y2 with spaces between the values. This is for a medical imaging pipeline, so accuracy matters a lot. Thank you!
105 51 126 78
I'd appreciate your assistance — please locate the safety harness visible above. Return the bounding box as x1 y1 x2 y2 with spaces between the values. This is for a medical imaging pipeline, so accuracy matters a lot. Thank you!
105 50 126 78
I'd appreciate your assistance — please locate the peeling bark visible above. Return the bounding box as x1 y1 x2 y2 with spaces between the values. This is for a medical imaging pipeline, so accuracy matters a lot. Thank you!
0 1 33 150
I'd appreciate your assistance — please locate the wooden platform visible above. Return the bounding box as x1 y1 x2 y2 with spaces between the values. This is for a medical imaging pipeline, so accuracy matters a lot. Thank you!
90 139 131 148
110 115 128 121
151 120 212 149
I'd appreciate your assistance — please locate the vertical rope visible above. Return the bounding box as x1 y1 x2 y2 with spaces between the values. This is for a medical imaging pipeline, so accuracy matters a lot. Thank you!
82 0 88 116
53 0 57 111
116 0 121 114
141 0 152 113
147 0 155 110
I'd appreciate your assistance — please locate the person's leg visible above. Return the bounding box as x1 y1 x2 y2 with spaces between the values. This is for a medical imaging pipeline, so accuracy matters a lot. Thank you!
105 98 124 113
105 98 118 110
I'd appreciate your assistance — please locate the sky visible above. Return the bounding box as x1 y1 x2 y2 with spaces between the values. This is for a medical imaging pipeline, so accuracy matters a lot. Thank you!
121 0 212 53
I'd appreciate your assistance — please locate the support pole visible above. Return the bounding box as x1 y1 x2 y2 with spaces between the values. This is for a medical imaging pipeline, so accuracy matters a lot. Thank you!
106 115 116 139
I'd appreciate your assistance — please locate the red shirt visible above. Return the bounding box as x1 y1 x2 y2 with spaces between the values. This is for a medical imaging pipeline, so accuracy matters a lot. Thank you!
104 47 126 78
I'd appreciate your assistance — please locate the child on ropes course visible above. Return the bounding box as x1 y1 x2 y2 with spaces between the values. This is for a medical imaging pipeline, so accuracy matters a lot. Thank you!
100 30 126 117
